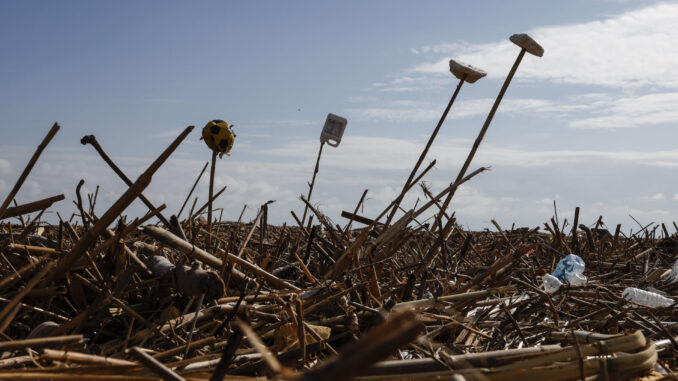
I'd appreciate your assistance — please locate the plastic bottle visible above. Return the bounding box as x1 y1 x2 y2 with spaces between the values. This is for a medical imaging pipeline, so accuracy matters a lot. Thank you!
552 254 587 285
622 287 674 308
541 274 562 294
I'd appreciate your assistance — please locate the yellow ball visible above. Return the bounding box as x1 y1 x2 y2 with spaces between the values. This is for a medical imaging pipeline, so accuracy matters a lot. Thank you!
201 120 236 157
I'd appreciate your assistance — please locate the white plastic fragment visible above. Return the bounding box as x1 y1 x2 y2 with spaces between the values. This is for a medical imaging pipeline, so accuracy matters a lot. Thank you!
568 272 587 286
541 274 562 294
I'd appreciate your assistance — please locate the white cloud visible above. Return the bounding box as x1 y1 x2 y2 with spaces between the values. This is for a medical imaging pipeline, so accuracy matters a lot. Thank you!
536 196 560 205
0 159 10 175
1 136 677 230
369 74 447 92
346 96 380 103
349 95 605 123
260 135 678 172
348 106 440 123
452 186 501 218
23 180 42 199
641 193 665 200
569 92 678 129
409 3 678 88
415 42 470 56
360 5 678 131
626 207 671 217
472 146 678 168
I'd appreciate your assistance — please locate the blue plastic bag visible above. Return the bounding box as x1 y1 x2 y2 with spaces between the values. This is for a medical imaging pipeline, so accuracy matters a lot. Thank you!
552 254 586 284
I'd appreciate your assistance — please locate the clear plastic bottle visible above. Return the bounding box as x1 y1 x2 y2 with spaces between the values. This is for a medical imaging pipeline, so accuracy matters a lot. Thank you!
541 274 562 294
622 287 674 308
553 254 587 285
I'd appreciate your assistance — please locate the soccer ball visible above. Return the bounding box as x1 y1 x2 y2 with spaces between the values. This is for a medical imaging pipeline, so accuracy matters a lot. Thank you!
201 120 236 157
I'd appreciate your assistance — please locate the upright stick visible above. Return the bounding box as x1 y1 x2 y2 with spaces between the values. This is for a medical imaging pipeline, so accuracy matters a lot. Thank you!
301 141 325 226
207 150 218 239
177 161 209 219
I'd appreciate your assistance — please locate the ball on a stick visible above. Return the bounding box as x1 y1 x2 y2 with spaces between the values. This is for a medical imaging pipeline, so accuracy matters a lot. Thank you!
201 119 236 158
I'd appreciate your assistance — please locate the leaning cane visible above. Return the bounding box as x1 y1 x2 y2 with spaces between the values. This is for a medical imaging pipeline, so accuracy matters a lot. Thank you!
437 33 544 223
81 135 172 227
384 60 486 227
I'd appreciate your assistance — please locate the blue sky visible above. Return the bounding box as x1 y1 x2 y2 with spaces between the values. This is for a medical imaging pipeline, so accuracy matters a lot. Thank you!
2 1 678 232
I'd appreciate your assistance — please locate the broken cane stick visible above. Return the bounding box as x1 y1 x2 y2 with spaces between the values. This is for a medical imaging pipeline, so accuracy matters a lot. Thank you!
47 126 194 282
0 123 60 220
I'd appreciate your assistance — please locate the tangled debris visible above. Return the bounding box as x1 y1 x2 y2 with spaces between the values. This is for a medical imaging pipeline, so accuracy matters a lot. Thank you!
0 124 677 381
2 33 677 381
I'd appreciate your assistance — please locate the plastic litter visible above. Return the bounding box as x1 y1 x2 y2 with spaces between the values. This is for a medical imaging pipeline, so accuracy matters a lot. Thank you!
567 272 587 286
622 287 674 308
320 113 347 147
541 274 562 294
552 254 587 286
666 259 678 282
